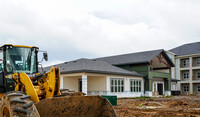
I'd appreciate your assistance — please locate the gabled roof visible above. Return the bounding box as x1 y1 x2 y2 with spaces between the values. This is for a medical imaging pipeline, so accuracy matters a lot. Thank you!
169 42 200 56
44 58 144 77
96 49 174 66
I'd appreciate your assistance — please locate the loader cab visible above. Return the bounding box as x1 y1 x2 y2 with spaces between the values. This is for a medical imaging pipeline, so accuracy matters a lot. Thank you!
0 45 39 93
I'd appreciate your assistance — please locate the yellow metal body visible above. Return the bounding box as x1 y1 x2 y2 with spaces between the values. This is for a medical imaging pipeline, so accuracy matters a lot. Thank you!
3 44 38 48
12 67 61 103
0 93 3 98
15 73 39 103
0 45 61 103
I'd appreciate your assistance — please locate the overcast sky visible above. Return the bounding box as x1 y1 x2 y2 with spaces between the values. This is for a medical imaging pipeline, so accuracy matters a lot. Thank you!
0 0 200 66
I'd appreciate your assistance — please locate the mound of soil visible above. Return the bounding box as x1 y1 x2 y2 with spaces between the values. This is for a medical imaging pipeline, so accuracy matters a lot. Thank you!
114 96 200 117
142 102 162 107
168 100 189 107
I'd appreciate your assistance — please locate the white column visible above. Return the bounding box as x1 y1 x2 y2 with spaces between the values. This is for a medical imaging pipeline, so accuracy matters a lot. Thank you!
60 75 64 89
82 74 87 95
189 83 193 94
189 57 193 81
142 79 144 92
125 78 129 92
189 57 193 94
106 77 110 91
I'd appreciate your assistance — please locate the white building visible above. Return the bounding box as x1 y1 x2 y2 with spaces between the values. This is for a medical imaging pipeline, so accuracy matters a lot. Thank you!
45 58 144 98
169 42 200 95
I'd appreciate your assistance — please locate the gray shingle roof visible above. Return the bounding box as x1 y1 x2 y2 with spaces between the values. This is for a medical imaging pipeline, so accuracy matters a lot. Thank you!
44 58 144 77
96 49 165 65
169 42 200 56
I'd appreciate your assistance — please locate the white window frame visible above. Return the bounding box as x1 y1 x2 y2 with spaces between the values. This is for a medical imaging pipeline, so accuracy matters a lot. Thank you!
197 72 200 79
110 78 124 93
183 85 189 92
130 80 141 92
153 81 164 95
0 50 3 71
198 85 200 92
183 59 189 67
196 58 200 65
171 83 176 91
183 72 189 79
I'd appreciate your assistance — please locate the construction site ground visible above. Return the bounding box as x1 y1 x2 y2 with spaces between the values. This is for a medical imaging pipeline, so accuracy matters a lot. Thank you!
114 95 200 117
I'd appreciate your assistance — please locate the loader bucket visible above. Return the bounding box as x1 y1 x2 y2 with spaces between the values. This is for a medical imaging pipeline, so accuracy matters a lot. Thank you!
35 96 117 117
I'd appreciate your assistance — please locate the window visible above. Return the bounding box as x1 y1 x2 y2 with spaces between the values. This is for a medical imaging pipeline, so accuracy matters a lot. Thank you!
197 72 200 78
183 85 189 92
183 59 189 67
183 72 189 79
198 85 200 92
130 80 141 92
5 47 37 74
0 49 3 71
197 58 200 65
111 79 124 92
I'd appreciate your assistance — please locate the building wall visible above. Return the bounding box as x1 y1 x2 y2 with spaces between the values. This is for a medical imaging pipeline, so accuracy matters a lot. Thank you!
175 58 181 90
119 65 149 76
87 76 106 91
153 69 170 73
61 73 144 97
63 76 80 92
118 62 172 96
148 71 171 91
193 83 200 94
166 52 176 79
175 54 200 94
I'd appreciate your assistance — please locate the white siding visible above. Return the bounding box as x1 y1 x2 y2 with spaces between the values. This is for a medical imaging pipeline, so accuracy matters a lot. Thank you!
88 76 106 91
63 77 79 92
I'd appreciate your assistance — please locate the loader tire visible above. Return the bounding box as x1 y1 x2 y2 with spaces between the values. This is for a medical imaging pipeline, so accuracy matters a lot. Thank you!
0 91 40 117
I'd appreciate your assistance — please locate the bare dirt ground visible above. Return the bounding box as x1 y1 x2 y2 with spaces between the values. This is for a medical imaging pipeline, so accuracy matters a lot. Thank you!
114 95 200 117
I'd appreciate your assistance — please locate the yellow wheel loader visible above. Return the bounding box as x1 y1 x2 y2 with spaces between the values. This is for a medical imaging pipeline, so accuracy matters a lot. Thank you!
0 44 116 117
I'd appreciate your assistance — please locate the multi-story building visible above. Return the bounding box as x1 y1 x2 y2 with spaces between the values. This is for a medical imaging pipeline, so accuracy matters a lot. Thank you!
169 42 200 95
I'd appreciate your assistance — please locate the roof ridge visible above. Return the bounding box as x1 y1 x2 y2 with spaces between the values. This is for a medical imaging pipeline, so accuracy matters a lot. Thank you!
96 49 164 59
169 42 200 51
169 42 200 56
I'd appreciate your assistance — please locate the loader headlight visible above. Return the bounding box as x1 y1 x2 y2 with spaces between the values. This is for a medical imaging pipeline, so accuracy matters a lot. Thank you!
7 74 13 79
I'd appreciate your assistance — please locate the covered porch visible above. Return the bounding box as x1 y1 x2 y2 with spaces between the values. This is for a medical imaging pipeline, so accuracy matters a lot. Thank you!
145 51 174 97
60 73 107 95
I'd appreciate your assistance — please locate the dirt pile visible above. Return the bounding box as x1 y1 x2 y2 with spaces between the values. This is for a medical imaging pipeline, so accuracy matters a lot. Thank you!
168 100 189 107
142 102 162 107
114 96 200 117
36 96 116 117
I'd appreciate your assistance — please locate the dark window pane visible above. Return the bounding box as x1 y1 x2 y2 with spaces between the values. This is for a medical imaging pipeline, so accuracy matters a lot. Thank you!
139 87 141 92
115 86 117 92
121 87 124 92
111 86 113 92
136 81 138 87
